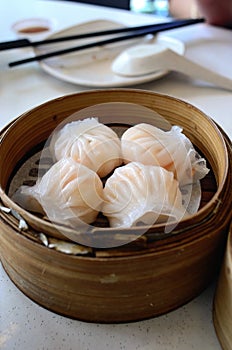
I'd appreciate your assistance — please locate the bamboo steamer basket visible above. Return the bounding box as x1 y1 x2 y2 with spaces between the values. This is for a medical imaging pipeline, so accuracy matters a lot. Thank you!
214 222 232 350
0 89 231 323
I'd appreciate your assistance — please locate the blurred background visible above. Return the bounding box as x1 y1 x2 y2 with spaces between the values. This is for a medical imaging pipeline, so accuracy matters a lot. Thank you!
59 0 200 19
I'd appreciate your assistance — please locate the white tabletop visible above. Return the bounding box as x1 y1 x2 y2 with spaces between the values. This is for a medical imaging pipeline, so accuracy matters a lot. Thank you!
1 1 231 349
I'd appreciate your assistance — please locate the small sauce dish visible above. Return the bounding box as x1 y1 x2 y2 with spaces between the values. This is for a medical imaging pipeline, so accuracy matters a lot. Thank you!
12 17 55 41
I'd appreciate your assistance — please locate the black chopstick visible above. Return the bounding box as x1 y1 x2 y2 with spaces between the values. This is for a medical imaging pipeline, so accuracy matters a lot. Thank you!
1 18 204 51
8 18 204 67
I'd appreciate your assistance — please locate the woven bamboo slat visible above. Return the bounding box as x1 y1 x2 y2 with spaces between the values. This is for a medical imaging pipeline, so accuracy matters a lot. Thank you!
214 222 232 350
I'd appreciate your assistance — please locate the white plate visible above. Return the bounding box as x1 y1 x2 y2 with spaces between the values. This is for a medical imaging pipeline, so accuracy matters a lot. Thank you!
35 19 185 87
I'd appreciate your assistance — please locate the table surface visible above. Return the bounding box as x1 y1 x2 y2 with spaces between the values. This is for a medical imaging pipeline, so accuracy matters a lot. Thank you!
1 1 232 349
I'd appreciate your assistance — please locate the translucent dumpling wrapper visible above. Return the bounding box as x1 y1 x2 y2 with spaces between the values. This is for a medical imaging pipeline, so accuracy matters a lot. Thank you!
49 117 122 178
121 124 209 185
102 162 187 228
12 158 104 227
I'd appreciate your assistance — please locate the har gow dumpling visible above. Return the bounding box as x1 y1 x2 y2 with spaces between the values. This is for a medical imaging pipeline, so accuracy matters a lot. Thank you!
102 162 186 228
49 118 122 178
12 158 104 227
121 124 209 185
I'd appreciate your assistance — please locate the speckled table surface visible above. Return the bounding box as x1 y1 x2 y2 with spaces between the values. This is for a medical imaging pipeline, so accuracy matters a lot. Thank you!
1 1 232 349
0 263 221 350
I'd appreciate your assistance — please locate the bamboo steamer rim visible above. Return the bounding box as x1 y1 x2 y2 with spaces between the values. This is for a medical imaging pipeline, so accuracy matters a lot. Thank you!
0 89 229 245
213 221 232 350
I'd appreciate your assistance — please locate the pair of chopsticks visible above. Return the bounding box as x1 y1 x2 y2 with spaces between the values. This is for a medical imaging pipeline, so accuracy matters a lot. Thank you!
4 18 204 67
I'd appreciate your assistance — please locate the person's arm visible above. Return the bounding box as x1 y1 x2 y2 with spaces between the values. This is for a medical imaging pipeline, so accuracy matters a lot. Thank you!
169 0 199 19
169 0 232 27
196 0 232 26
